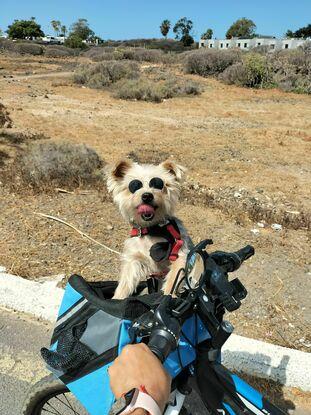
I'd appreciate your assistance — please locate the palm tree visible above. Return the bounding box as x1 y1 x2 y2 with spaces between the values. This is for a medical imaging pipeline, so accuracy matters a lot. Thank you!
160 19 171 38
60 25 67 37
51 20 61 36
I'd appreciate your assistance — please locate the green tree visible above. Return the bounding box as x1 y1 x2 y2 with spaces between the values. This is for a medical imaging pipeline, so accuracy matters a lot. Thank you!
160 19 171 38
286 24 311 39
70 18 94 40
285 29 294 38
64 34 87 49
226 18 256 39
201 28 213 40
7 18 44 39
51 20 61 36
0 28 3 37
173 17 194 46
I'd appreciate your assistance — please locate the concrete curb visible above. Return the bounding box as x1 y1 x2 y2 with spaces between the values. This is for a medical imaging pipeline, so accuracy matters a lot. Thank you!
0 269 310 391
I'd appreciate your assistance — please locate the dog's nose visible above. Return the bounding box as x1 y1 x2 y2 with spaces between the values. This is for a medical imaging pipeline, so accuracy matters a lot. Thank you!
142 192 154 203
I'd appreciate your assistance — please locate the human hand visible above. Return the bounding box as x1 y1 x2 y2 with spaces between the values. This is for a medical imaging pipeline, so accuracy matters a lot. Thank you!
109 343 171 413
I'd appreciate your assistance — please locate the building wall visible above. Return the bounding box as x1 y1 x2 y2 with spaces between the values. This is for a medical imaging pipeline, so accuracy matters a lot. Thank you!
199 37 309 50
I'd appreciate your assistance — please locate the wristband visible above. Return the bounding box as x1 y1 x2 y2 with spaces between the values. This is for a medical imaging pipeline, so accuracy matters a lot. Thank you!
118 387 162 415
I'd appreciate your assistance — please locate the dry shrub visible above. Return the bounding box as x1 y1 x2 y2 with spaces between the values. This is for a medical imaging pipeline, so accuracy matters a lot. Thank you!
82 47 116 60
268 49 311 94
114 76 202 103
13 42 44 55
184 49 241 76
8 141 104 191
74 61 140 88
218 49 310 94
219 53 273 88
121 48 164 62
101 38 193 52
84 46 169 63
0 129 47 144
143 66 173 81
0 39 44 55
44 46 76 57
0 103 13 128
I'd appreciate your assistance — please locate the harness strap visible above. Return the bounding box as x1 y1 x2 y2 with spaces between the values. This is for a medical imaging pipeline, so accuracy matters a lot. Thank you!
130 227 149 237
130 220 184 261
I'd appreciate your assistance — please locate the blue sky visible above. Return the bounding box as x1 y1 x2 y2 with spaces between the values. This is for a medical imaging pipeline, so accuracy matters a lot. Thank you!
1 0 310 40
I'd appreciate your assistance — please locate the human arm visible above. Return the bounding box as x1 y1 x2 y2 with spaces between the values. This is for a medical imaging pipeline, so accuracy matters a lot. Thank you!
109 343 171 413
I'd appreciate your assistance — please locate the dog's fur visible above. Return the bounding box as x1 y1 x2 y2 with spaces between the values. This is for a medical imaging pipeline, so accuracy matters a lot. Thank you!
107 159 191 299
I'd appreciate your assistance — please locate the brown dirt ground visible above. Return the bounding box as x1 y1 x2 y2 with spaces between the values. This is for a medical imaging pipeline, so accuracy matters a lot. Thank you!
0 55 310 355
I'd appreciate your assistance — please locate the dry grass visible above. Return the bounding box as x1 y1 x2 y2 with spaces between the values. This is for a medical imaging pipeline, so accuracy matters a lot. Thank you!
0 55 310 353
0 103 13 128
0 129 47 144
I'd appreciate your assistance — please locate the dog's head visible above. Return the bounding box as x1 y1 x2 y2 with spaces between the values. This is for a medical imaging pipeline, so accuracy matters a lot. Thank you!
107 159 186 227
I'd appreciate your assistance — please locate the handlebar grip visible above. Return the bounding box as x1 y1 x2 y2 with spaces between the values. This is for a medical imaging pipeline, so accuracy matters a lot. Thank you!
148 329 177 363
235 245 255 262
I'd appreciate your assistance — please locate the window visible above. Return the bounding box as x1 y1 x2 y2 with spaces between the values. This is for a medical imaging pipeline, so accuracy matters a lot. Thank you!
226 43 229 48
284 44 289 49
201 42 205 47
237 43 241 47
257 42 261 46
210 44 213 48
220 43 223 48
244 43 248 48
270 44 275 49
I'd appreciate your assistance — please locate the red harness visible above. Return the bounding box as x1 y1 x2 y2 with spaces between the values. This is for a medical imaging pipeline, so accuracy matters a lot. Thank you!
130 221 184 262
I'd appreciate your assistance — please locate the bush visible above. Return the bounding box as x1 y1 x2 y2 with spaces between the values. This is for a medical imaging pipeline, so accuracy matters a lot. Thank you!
0 39 45 56
268 49 311 94
11 141 104 190
100 38 195 52
184 49 241 76
64 34 87 49
0 41 44 55
121 48 164 62
16 42 44 55
219 53 273 88
114 77 202 102
44 46 76 57
0 103 13 128
74 61 140 88
83 46 168 63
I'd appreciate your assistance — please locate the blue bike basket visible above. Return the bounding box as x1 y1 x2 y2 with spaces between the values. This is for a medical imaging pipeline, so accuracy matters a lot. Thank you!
41 274 210 415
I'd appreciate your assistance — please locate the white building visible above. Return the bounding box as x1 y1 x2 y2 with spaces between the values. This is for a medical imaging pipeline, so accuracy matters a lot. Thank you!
41 35 66 44
199 37 308 51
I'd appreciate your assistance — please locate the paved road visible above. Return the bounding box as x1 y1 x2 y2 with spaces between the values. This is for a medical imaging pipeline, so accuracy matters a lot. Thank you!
0 308 51 415
0 308 309 415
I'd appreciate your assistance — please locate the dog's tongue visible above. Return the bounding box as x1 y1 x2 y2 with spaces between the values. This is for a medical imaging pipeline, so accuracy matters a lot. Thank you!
137 204 155 215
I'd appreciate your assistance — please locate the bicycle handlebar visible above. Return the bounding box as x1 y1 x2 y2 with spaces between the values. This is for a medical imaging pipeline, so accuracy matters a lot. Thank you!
210 245 254 273
147 244 254 363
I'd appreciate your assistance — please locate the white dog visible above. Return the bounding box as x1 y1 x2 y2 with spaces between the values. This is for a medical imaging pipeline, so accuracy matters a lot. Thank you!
107 159 191 299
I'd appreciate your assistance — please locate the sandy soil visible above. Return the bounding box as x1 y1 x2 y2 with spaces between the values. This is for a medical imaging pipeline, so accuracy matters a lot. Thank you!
0 55 310 352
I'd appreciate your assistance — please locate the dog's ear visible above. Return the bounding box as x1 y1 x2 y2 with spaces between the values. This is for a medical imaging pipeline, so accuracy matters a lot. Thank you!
161 160 186 182
106 159 133 192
